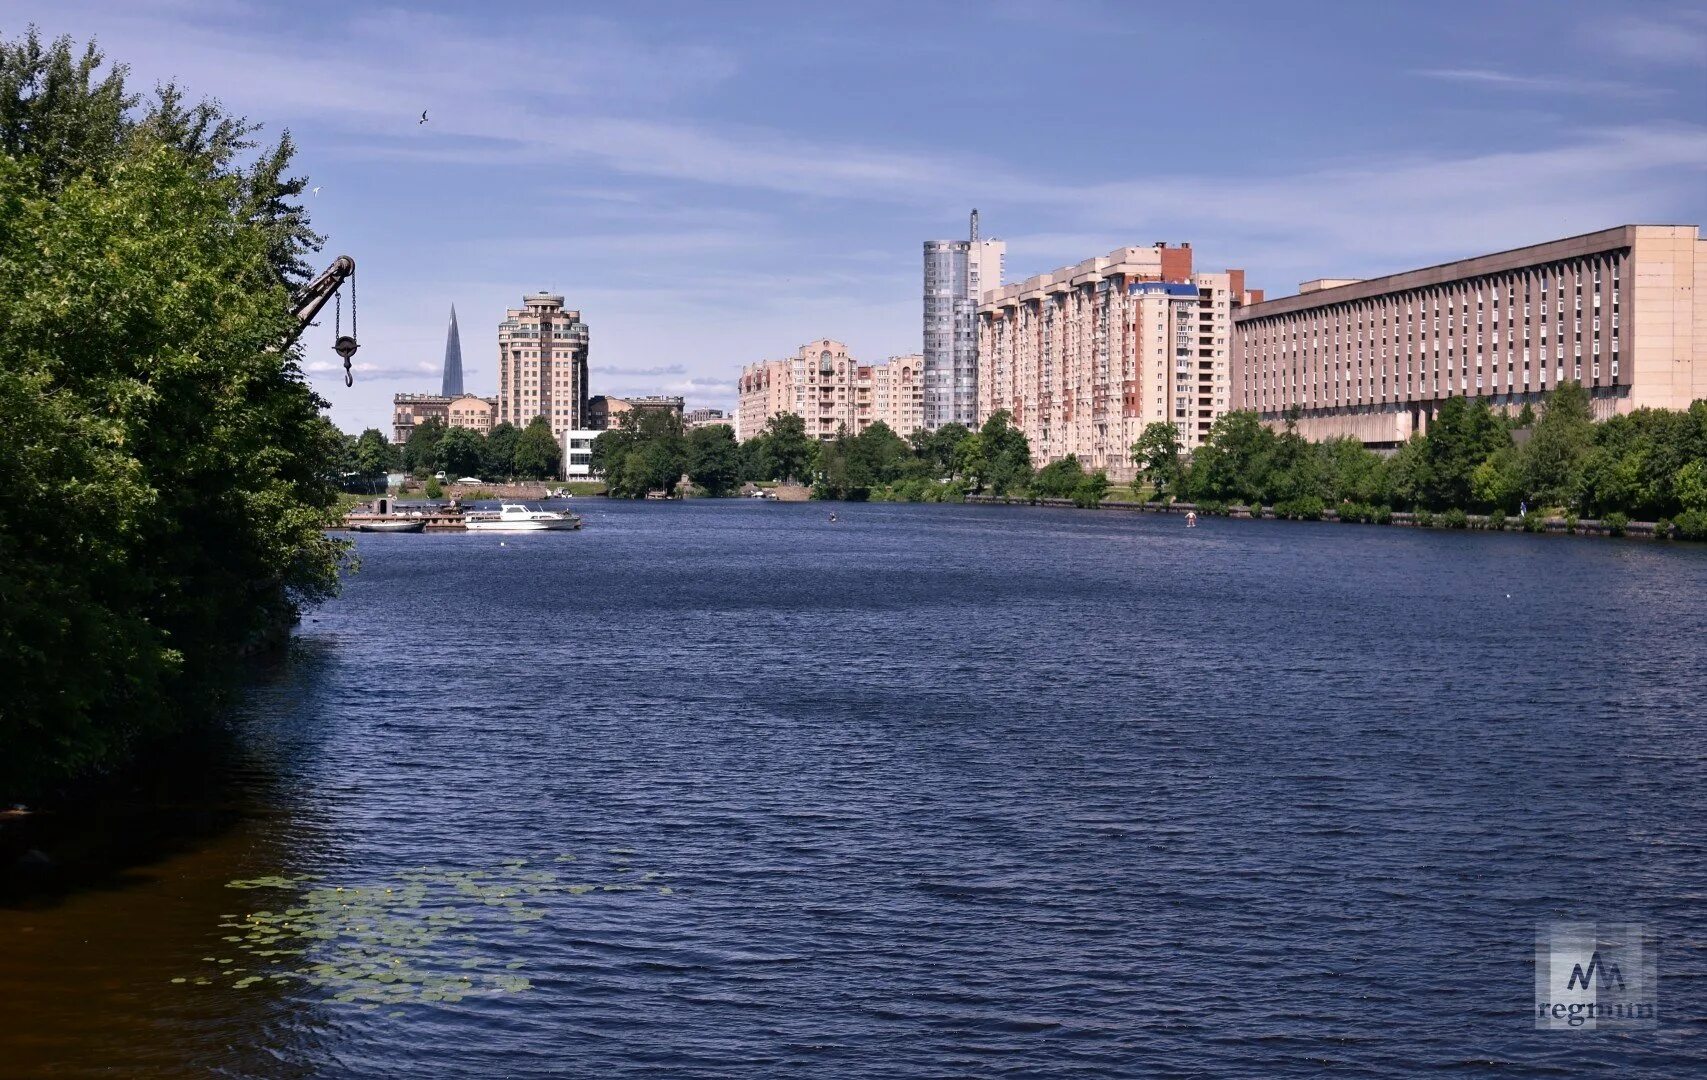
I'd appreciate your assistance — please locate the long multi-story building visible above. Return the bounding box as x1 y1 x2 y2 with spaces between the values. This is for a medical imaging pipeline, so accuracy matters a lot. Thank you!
391 392 497 443
1234 225 1707 446
977 243 1260 478
736 342 927 442
924 210 1005 430
497 293 590 446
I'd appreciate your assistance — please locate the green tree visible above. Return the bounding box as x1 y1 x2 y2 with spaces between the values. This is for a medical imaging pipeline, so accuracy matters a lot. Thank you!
1130 421 1184 498
759 412 813 482
0 31 344 797
597 409 686 497
1520 382 1595 508
1421 396 1511 509
813 424 874 501
1185 411 1273 504
849 421 910 486
483 421 519 479
1072 470 1110 509
512 416 561 480
435 425 485 479
403 416 446 476
911 422 972 478
1031 455 1088 498
351 427 397 485
976 411 1034 495
686 424 741 496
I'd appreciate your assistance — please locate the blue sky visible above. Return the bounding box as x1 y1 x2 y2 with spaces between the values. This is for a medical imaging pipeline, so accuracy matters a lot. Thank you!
8 0 1706 434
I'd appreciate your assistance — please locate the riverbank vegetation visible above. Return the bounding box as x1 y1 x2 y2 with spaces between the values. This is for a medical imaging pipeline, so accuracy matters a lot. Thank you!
1136 384 1707 537
591 411 742 497
1 32 348 798
393 416 561 483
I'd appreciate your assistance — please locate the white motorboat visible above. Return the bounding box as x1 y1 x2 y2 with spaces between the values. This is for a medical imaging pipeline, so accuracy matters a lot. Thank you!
463 502 582 532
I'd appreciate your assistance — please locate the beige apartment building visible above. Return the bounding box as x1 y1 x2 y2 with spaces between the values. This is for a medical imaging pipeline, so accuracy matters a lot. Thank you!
497 293 590 447
870 353 925 437
736 342 927 442
392 392 497 443
1234 225 1707 446
446 393 494 434
977 243 1261 479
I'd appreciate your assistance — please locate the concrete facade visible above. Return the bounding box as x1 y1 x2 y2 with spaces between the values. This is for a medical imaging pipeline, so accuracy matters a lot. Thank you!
497 293 590 449
977 244 1261 479
1234 225 1707 446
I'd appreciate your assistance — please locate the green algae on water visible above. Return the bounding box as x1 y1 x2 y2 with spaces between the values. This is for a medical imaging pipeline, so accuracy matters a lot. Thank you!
170 855 673 1008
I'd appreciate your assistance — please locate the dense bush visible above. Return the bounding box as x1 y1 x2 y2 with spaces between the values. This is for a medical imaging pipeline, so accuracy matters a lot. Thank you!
1602 512 1629 537
1522 510 1549 533
1274 497 1325 521
1441 508 1470 529
1486 509 1506 531
1675 510 1707 541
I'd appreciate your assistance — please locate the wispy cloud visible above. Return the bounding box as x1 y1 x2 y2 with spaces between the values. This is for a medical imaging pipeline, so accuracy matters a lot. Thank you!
1603 9 1707 65
1415 67 1661 99
600 364 687 378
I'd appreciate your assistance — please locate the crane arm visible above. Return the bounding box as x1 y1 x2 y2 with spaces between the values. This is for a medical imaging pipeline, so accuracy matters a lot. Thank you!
281 255 360 384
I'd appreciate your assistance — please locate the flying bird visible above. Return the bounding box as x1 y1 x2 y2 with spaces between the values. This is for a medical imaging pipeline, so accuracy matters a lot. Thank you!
312 186 321 196
419 110 429 124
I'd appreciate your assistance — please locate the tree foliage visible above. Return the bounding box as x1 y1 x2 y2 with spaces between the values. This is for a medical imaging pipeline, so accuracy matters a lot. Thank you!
595 410 685 497
1168 385 1704 522
352 427 397 481
0 30 343 797
512 417 562 480
685 424 741 496
434 425 485 479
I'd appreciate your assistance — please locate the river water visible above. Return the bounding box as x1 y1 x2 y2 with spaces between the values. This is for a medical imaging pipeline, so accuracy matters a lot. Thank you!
3 500 1705 1078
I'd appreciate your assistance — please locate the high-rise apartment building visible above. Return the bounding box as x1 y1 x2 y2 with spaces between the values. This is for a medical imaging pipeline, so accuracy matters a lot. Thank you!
737 342 925 442
1234 224 1707 446
924 210 1005 430
870 353 925 436
497 293 589 449
441 305 464 397
977 243 1261 479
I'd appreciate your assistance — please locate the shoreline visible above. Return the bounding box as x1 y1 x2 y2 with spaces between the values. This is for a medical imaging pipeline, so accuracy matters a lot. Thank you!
965 495 1683 541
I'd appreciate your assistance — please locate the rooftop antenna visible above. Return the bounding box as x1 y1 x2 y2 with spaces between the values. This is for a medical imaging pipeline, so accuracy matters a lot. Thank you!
970 208 980 244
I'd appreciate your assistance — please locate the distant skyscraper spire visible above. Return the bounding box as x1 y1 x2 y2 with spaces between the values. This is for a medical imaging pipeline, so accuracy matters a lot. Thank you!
441 305 464 396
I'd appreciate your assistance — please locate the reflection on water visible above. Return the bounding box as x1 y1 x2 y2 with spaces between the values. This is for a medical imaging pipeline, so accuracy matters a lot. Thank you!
4 501 1706 1077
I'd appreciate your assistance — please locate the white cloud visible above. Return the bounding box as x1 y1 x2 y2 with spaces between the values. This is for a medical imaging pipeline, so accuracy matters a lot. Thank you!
1415 67 1661 99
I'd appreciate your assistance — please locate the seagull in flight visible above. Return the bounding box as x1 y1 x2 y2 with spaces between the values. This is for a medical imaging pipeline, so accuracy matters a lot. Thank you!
312 185 321 196
419 109 429 124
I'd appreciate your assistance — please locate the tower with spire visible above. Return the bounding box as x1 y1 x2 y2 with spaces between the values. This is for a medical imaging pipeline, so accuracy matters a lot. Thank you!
441 305 464 397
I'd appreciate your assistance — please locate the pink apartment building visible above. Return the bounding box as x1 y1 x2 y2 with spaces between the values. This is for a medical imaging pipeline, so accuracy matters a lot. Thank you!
737 342 927 442
977 243 1261 479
